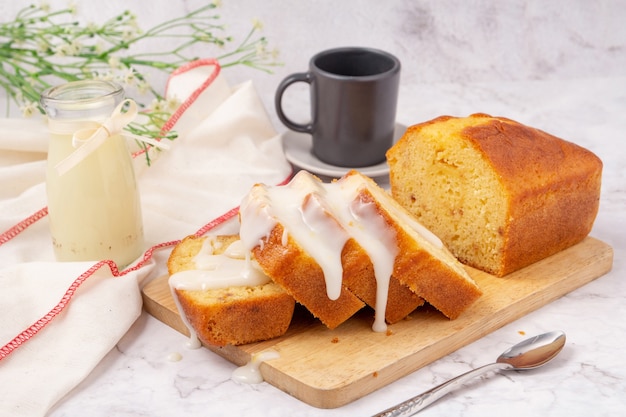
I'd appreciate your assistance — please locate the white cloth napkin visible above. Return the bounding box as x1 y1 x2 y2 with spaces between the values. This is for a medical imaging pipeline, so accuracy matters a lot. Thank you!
0 59 292 417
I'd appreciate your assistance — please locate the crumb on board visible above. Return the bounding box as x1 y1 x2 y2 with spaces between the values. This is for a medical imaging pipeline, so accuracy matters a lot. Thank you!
331 337 339 344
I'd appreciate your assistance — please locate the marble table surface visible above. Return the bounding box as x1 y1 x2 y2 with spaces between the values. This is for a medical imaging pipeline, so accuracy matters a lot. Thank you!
48 75 626 417
1 0 622 416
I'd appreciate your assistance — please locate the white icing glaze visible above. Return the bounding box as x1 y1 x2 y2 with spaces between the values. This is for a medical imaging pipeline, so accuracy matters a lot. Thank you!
168 237 272 349
231 350 280 384
240 171 409 332
168 283 202 349
239 185 278 252
241 172 350 301
166 352 183 362
298 188 349 300
330 177 398 333
239 171 446 332
170 238 270 291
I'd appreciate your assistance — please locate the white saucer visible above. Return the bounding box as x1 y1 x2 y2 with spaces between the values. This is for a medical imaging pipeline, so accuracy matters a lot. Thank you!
282 123 407 178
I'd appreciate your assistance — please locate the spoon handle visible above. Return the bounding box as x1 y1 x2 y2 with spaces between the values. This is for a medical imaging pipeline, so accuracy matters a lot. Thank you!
373 362 512 417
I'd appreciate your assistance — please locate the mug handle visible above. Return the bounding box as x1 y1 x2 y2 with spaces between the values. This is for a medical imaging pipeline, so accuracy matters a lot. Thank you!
275 72 313 133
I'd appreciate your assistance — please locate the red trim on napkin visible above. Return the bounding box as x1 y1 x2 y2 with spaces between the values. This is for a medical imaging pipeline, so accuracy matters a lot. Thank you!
132 58 222 160
0 207 48 247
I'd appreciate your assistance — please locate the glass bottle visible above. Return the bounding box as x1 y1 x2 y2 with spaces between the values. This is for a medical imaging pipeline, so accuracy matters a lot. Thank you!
40 80 144 268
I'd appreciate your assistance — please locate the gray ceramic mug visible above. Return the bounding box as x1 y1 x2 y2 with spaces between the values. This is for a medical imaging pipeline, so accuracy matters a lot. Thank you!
275 47 401 167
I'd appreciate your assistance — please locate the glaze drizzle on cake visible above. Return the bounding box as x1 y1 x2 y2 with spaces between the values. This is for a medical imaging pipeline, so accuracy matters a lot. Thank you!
166 235 295 347
239 170 475 332
170 237 270 291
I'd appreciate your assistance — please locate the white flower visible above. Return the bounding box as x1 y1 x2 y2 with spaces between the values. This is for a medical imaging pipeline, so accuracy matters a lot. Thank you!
122 29 135 41
53 40 81 57
36 39 50 54
136 80 151 95
166 96 181 112
86 22 99 36
108 56 121 70
255 43 267 59
39 0 50 12
93 40 106 54
251 18 263 31
67 1 78 16
122 68 137 86
53 43 70 57
69 39 82 55
213 0 222 7
20 101 38 118
149 98 165 113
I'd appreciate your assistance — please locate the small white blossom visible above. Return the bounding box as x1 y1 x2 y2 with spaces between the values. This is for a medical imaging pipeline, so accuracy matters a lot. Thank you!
122 28 139 41
69 39 82 55
122 68 137 86
108 56 121 70
136 80 151 95
86 22 99 36
20 101 38 118
36 39 50 53
53 43 70 57
39 0 50 12
67 1 78 16
149 98 165 113
166 96 181 112
93 40 106 54
213 0 222 7
126 12 139 27
251 18 263 30
53 40 81 57
255 43 267 58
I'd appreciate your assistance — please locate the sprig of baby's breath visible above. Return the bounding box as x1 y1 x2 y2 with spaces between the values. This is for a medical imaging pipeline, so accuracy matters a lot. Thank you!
0 2 281 164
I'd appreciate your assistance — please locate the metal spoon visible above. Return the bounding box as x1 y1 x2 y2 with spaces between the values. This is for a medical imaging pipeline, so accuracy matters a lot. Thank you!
373 330 567 417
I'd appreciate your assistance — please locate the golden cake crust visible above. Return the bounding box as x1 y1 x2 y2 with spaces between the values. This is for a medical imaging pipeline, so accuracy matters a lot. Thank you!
387 113 602 276
348 174 482 319
168 235 295 346
250 223 366 329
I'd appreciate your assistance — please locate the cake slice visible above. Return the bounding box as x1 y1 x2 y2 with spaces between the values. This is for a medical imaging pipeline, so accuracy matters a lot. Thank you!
336 171 482 320
239 170 481 330
386 113 603 276
167 234 295 346
239 176 366 329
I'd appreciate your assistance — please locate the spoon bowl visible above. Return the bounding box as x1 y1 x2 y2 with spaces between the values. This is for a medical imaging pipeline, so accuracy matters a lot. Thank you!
497 330 566 369
374 330 567 417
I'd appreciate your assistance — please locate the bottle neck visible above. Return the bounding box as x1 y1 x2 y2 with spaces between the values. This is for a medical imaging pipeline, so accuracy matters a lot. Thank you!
40 80 125 132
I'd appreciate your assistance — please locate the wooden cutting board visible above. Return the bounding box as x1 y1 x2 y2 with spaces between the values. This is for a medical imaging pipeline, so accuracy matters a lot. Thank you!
142 237 613 409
